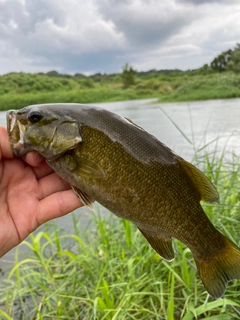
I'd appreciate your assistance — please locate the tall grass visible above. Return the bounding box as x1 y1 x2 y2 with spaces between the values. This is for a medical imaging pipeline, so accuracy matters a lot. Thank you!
1 71 240 110
159 72 240 102
0 149 240 319
0 88 155 111
1 107 240 318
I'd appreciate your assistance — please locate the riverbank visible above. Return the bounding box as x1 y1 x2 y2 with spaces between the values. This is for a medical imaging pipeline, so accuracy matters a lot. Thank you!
1 71 240 110
0 152 240 319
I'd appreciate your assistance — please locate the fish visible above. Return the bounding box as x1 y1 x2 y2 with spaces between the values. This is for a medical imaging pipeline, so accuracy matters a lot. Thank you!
6 103 240 299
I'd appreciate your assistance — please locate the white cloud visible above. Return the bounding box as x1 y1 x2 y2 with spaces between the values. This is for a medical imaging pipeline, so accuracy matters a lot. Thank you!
27 17 125 54
0 0 240 74
97 0 195 47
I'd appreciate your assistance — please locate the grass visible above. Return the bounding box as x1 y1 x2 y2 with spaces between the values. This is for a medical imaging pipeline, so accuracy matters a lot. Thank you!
1 105 240 319
0 145 240 319
159 72 240 102
1 70 240 110
0 87 155 111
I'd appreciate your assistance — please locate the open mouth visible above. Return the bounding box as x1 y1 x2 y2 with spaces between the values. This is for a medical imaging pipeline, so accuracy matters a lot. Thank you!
7 111 27 156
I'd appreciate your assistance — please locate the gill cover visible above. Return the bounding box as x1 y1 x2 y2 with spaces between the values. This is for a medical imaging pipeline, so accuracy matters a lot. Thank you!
50 119 83 157
22 107 83 159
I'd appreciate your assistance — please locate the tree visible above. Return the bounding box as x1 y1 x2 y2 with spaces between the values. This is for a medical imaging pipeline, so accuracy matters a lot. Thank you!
46 70 60 77
227 43 240 73
121 63 136 88
210 49 233 72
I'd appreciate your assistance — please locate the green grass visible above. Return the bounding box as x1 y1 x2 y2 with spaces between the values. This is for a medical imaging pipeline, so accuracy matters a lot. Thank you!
0 88 147 111
1 100 240 319
1 71 240 110
159 72 240 102
0 72 153 110
0 149 240 319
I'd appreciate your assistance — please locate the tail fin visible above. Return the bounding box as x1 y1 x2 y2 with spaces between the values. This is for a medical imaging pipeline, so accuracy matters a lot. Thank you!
194 236 240 299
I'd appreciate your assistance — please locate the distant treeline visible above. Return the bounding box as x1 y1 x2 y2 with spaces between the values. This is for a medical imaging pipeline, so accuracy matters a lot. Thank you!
3 43 240 82
0 44 240 110
5 68 183 82
210 43 240 73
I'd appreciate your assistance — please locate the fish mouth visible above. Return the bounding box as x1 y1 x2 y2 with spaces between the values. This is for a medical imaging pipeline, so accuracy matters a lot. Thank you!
7 110 28 157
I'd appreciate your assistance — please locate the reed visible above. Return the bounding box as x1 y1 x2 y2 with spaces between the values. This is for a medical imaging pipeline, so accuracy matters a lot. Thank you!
0 110 240 319
1 71 240 111
0 151 240 319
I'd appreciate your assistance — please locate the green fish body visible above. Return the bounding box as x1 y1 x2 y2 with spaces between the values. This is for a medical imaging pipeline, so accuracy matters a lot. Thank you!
7 103 240 298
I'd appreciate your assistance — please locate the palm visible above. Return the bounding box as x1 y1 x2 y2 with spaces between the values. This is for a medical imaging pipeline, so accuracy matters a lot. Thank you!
0 156 82 257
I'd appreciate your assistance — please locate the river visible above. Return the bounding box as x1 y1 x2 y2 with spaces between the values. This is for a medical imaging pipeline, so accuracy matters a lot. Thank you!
1 97 240 268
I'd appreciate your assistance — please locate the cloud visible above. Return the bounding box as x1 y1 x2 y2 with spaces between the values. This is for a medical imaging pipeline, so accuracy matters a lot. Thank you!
1 0 125 53
0 0 240 74
0 0 127 73
177 0 238 4
96 0 196 48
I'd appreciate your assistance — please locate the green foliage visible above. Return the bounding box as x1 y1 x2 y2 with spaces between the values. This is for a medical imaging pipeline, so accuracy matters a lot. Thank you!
210 49 233 72
2 48 240 318
1 70 240 109
1 142 240 319
210 44 240 74
74 73 86 78
80 78 95 88
0 88 152 111
46 70 60 77
0 73 77 95
1 132 240 318
121 63 136 88
0 190 240 319
2 45 240 109
227 44 240 73
160 72 240 102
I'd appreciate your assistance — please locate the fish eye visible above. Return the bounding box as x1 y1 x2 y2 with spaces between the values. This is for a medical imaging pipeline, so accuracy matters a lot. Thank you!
28 110 43 123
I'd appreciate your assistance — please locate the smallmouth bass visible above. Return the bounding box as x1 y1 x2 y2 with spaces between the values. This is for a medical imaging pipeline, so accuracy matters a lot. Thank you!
6 103 240 298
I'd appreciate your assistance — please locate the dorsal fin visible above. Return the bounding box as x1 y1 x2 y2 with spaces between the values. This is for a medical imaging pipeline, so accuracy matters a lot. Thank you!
177 158 219 204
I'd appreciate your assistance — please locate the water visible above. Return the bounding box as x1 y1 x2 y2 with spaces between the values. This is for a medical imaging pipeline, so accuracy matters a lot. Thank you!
1 98 240 268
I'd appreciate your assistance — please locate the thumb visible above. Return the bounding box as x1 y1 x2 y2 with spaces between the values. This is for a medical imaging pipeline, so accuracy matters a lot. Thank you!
0 126 14 160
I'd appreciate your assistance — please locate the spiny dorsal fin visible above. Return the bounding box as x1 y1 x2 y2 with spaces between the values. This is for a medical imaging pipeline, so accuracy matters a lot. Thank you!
177 158 219 204
138 228 174 262
124 117 146 131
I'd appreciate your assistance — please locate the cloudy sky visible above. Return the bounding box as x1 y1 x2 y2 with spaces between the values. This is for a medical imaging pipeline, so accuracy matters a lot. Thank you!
0 0 240 75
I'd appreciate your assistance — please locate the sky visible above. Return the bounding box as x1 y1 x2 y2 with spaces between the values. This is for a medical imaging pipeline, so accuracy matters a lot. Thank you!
0 0 240 75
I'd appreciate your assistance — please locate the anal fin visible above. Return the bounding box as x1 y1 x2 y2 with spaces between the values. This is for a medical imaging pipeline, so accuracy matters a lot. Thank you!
138 228 174 262
71 185 94 210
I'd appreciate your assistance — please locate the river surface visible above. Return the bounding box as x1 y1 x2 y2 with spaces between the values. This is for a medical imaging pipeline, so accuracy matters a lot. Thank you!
1 97 240 268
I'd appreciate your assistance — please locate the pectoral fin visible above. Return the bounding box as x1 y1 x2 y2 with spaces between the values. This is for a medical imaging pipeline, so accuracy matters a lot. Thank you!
71 185 94 210
64 154 106 179
177 158 219 204
138 228 174 261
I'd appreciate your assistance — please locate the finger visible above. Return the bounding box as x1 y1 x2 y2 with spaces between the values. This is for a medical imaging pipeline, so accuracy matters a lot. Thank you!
38 172 71 198
36 189 84 225
25 151 45 166
0 126 14 159
32 162 54 180
24 152 54 179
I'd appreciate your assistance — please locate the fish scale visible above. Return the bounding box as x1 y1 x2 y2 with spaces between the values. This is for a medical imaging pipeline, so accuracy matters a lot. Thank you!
7 103 240 299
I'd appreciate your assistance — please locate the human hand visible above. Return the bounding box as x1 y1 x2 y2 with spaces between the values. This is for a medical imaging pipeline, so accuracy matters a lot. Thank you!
0 125 83 257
